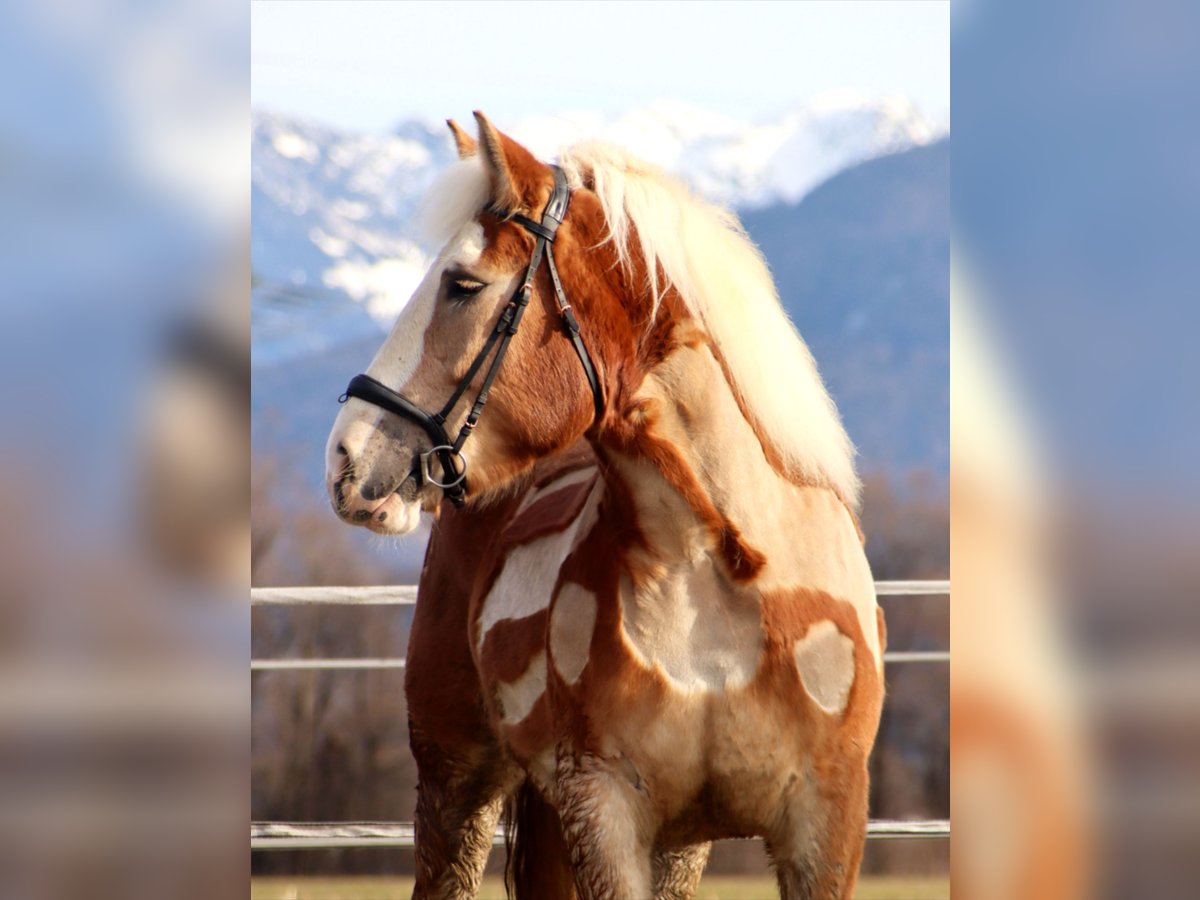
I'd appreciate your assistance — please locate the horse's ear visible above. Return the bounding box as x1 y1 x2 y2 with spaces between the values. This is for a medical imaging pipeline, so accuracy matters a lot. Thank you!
473 110 542 214
446 119 477 160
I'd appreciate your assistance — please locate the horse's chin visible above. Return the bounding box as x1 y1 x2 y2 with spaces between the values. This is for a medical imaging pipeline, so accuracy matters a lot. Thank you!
363 495 423 536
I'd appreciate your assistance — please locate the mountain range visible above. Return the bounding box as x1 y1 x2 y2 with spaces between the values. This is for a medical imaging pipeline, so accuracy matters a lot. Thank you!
252 96 941 327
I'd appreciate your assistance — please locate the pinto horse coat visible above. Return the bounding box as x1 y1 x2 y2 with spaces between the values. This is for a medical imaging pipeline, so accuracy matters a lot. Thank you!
327 113 884 899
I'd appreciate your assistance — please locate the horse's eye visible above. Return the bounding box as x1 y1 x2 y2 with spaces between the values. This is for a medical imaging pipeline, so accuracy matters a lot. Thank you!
447 278 486 301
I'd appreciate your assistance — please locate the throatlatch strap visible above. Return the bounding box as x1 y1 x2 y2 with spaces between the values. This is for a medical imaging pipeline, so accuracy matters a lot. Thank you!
544 244 604 422
511 168 603 421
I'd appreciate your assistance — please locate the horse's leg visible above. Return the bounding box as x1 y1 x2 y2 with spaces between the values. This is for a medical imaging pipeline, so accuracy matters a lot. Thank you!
556 752 655 900
766 762 870 900
410 727 516 900
408 502 521 899
653 843 712 900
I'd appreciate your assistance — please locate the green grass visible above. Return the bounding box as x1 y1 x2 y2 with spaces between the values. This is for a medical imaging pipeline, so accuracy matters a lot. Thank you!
251 874 949 899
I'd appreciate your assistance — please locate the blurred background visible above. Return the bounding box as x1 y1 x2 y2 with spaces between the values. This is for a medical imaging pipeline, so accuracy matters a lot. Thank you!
250 0 949 893
952 2 1200 898
0 1 246 898
1 0 1197 896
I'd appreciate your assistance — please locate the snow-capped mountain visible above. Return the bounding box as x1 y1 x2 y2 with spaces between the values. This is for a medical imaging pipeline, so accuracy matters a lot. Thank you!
252 94 943 356
511 94 938 209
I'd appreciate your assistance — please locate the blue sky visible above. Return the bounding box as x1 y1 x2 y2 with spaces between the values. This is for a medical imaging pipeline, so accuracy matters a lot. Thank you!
252 0 949 130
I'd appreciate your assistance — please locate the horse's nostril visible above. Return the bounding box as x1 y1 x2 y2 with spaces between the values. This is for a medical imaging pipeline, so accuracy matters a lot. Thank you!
352 509 371 522
377 511 387 522
360 479 395 502
336 442 347 456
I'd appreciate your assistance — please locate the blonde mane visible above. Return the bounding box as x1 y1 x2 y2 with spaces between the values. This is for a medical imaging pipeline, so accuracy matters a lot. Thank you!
415 143 859 505
560 142 859 505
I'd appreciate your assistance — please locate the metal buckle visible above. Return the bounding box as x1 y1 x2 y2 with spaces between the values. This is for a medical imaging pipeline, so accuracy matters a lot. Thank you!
418 445 468 490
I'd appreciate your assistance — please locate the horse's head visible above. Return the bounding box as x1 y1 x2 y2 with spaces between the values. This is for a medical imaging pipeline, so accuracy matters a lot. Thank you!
325 113 612 534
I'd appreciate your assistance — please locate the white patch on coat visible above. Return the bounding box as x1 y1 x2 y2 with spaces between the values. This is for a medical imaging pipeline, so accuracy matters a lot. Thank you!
619 559 763 692
792 620 856 714
497 651 547 725
550 583 598 685
477 480 602 652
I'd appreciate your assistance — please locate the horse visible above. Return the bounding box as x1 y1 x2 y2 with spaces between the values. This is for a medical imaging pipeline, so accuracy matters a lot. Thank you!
325 112 885 900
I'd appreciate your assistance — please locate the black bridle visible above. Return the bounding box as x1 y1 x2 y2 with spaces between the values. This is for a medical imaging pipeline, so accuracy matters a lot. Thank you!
338 166 603 506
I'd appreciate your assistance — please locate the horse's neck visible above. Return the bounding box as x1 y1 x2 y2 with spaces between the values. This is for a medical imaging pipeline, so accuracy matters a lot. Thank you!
599 336 868 600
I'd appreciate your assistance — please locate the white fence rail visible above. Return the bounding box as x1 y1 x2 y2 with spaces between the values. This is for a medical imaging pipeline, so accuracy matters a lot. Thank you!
251 580 949 850
250 580 948 607
250 818 950 851
251 584 420 607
